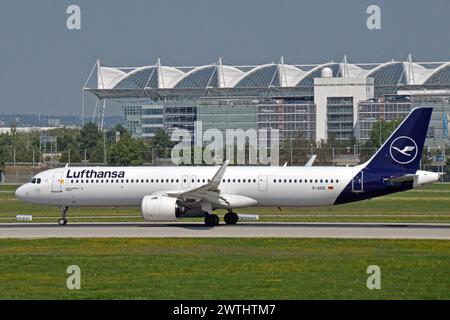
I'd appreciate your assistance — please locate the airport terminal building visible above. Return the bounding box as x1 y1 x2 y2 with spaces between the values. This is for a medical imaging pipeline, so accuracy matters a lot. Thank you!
86 56 450 148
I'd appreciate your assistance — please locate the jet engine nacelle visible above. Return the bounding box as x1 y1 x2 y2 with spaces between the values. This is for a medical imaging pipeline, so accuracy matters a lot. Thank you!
141 195 183 221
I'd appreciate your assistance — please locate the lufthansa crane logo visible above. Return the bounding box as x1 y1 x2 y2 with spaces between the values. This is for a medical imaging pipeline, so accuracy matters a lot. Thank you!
389 136 418 164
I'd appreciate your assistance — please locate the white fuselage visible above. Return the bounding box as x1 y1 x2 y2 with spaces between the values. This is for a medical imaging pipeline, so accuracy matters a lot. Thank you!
15 165 439 210
16 166 355 208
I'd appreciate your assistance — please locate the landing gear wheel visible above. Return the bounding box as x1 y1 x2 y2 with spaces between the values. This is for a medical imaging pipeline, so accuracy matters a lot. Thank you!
224 211 239 225
204 214 220 227
58 207 69 226
213 214 219 226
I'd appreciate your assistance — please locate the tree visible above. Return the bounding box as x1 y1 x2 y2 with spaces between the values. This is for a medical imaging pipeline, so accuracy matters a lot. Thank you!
151 130 174 148
0 145 7 168
280 132 313 166
151 130 175 159
110 132 150 166
360 118 404 162
77 122 101 159
369 119 403 148
90 137 108 164
107 124 128 142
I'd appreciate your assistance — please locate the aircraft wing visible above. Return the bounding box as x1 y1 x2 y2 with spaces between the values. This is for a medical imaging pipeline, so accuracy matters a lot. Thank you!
166 160 229 205
304 155 316 167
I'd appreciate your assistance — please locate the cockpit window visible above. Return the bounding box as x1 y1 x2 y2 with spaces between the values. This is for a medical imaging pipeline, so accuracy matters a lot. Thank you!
31 178 36 184
37 178 41 184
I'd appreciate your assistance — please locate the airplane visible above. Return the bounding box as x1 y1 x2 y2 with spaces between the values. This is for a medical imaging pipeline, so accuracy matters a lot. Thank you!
15 107 440 227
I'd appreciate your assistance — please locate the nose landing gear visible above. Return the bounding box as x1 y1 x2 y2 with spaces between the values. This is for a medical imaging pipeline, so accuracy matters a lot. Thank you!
58 207 68 226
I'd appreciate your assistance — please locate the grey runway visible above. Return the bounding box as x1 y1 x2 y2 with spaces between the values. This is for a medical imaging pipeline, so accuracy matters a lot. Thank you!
0 222 449 239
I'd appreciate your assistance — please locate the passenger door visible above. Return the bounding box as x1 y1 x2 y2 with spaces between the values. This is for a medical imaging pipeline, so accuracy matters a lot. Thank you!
258 175 268 192
51 171 63 193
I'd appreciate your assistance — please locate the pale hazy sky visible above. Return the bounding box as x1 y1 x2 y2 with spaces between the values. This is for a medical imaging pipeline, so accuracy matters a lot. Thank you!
0 0 449 116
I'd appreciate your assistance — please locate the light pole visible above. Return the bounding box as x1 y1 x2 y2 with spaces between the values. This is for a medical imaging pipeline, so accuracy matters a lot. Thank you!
442 98 446 173
8 146 16 166
103 130 107 165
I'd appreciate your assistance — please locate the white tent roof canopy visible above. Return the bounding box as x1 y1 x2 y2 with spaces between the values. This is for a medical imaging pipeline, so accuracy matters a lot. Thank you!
94 56 450 90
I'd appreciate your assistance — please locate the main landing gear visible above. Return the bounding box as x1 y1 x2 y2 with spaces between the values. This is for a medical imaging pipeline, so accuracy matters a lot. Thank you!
224 210 239 225
204 214 220 227
58 207 68 226
204 211 239 227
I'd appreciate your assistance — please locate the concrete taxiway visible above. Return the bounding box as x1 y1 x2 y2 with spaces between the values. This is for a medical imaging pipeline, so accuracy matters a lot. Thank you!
0 222 449 239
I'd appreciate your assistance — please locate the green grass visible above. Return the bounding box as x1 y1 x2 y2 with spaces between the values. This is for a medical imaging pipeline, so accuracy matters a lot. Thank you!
0 238 448 299
1 184 450 223
0 184 19 192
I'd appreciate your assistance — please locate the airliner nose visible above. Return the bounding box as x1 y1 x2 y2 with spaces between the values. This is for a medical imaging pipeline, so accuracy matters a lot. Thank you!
15 185 27 200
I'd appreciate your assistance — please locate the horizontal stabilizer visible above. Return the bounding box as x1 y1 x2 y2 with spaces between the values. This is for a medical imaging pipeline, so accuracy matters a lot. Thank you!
384 174 416 183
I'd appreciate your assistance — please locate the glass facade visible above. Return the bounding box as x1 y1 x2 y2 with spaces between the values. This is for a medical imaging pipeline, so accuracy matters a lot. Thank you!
411 95 450 147
356 95 450 147
356 99 411 140
327 97 354 140
257 99 316 141
367 63 406 96
235 65 279 88
122 106 142 137
296 63 340 88
162 99 197 134
114 67 158 89
175 66 218 89
197 98 257 132
122 96 317 144
122 105 164 138
424 65 450 86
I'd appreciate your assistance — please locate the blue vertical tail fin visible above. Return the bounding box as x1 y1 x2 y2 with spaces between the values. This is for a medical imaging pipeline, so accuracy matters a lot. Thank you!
364 107 433 172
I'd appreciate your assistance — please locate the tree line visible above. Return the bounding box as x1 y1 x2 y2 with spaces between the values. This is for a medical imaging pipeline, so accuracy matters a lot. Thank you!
0 122 174 167
0 119 448 169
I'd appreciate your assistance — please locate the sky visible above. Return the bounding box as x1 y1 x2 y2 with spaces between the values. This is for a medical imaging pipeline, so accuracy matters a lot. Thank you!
0 0 449 116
